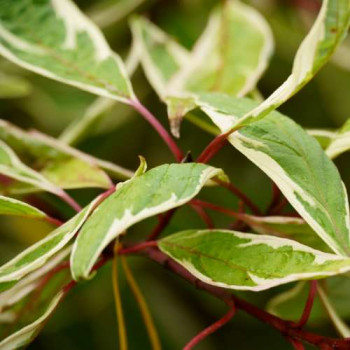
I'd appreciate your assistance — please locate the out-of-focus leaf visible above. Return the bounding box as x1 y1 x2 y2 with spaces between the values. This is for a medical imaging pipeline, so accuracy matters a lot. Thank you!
310 120 350 159
132 0 273 135
267 276 350 325
0 120 119 190
159 229 350 291
0 0 134 103
0 140 62 196
0 72 31 99
199 93 350 257
0 195 45 220
89 0 146 29
0 198 97 290
71 163 224 280
240 215 332 253
0 248 69 312
0 291 63 349
235 0 350 127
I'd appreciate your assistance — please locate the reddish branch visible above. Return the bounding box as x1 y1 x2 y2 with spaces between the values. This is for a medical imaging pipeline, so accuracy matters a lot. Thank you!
147 209 176 241
131 99 183 162
183 304 236 350
294 280 318 328
142 247 350 350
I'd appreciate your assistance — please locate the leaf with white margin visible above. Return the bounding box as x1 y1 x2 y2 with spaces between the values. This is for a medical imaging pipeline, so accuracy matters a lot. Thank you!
0 248 70 312
0 140 63 196
166 0 273 98
71 163 224 280
130 16 191 102
0 195 46 219
0 120 116 190
198 93 350 257
313 120 350 159
0 198 97 290
159 229 350 291
0 291 63 349
234 0 350 127
0 0 134 103
240 215 331 253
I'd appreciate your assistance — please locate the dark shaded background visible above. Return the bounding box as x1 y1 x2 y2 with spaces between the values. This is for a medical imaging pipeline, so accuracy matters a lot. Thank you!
1 0 350 349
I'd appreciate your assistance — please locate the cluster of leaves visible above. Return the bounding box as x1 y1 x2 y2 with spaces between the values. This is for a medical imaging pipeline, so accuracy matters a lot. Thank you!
0 0 350 349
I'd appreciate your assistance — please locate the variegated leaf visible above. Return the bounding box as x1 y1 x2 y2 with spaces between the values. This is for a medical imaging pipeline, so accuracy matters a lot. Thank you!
159 229 350 291
0 199 97 290
0 0 134 103
0 248 70 312
0 120 125 190
234 0 350 127
198 93 350 257
310 120 350 159
0 195 46 219
240 215 331 253
166 0 273 98
0 291 63 349
132 0 273 136
0 140 62 196
71 163 224 280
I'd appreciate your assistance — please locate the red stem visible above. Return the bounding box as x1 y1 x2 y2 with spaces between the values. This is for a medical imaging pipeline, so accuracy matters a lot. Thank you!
190 204 214 228
147 209 176 241
130 99 183 162
59 191 82 212
294 280 318 328
196 131 230 164
191 199 244 220
183 305 236 350
216 179 261 215
44 216 63 227
288 337 305 350
118 241 158 255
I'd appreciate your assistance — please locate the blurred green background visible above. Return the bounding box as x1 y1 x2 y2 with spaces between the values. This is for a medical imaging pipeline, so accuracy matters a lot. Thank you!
1 0 350 349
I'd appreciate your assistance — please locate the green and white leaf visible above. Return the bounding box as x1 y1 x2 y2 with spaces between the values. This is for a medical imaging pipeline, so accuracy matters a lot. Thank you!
310 120 350 159
240 215 331 252
71 163 223 280
0 140 63 196
234 0 350 127
0 291 63 349
159 229 350 291
200 94 350 257
166 0 273 98
318 285 350 337
0 199 96 289
0 195 46 219
89 0 146 29
0 248 70 312
130 16 191 101
0 120 115 190
0 0 134 103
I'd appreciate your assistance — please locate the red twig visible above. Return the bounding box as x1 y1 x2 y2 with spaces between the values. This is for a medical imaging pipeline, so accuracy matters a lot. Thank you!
216 179 261 215
289 0 321 12
294 280 318 328
288 337 306 350
191 199 243 220
196 131 230 164
130 99 183 162
183 305 236 350
143 247 350 349
190 204 214 228
59 191 82 212
118 241 158 255
44 216 63 227
147 209 176 241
